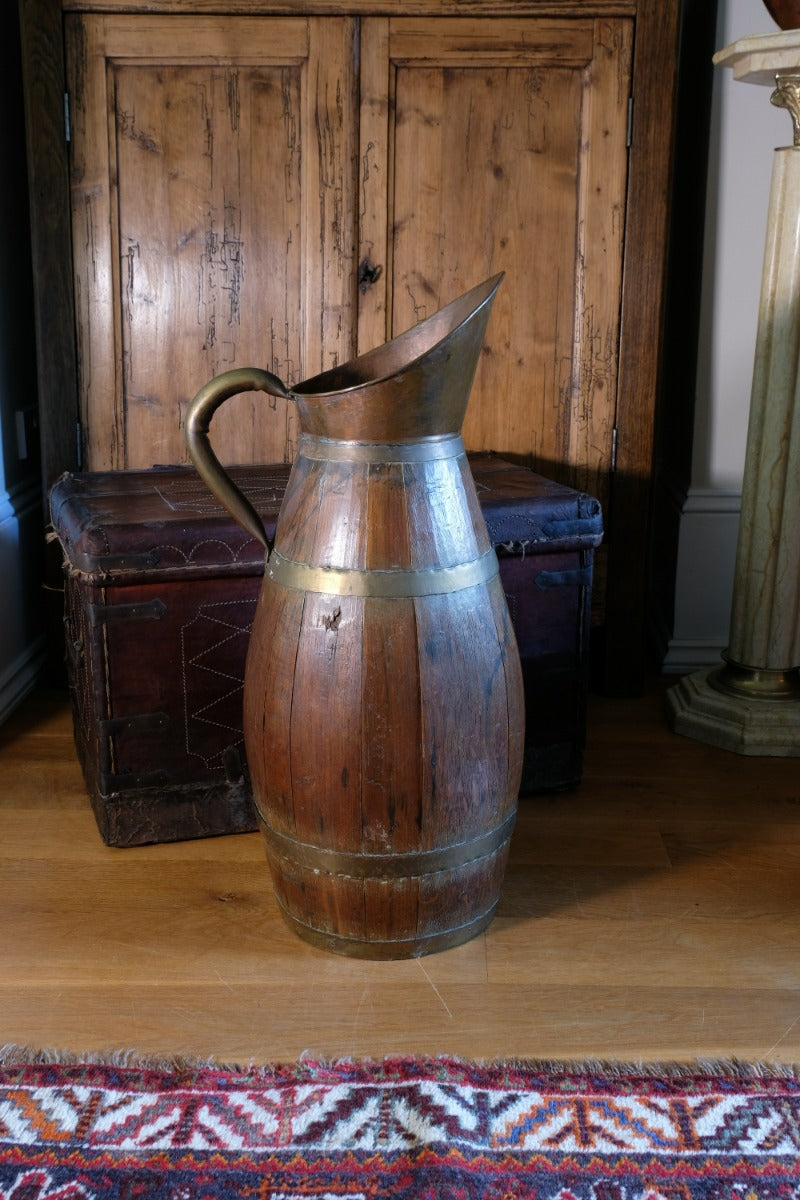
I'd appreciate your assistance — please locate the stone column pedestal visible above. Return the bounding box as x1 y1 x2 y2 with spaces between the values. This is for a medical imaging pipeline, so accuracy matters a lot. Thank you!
667 31 800 756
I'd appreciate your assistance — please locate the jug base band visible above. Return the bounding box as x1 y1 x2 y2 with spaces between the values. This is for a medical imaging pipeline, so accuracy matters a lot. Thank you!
274 894 499 960
266 546 499 597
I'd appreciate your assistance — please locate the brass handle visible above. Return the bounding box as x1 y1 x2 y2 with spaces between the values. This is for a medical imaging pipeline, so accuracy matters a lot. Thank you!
185 366 294 553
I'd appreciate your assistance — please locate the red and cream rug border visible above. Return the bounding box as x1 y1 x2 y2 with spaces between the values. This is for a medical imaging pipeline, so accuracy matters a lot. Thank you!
1 1046 798 1199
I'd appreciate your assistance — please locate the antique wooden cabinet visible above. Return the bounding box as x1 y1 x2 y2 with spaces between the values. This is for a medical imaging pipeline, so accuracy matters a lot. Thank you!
20 0 685 694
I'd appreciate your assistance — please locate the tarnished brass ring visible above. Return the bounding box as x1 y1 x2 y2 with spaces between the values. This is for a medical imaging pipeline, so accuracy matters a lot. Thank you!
297 433 466 463
709 656 800 701
266 547 499 597
274 896 499 958
256 807 516 879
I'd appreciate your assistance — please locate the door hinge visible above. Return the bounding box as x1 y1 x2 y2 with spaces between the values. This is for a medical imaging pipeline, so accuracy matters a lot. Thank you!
76 420 83 470
611 426 618 473
626 96 634 148
64 92 71 143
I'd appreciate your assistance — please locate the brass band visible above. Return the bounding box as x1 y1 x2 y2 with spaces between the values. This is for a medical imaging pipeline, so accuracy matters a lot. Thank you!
709 657 800 701
266 546 499 597
275 896 499 959
256 807 516 879
297 432 465 464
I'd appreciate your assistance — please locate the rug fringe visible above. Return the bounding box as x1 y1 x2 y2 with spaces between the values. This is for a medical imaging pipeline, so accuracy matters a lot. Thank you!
1 1043 798 1080
499 1055 800 1080
0 1044 224 1072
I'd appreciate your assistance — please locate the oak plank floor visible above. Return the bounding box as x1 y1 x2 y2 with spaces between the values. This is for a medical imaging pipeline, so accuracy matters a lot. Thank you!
1 677 799 1065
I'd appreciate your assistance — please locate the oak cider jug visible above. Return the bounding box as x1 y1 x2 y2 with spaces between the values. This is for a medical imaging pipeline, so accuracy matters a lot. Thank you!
186 274 524 958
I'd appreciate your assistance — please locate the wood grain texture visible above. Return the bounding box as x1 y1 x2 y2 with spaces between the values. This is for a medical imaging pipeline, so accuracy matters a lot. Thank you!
357 17 390 353
3 677 800 1062
65 13 357 470
385 17 630 545
360 598 422 852
302 17 359 383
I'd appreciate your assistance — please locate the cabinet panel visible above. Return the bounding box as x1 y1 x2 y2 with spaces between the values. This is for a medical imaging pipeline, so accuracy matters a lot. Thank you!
66 15 358 470
360 17 632 527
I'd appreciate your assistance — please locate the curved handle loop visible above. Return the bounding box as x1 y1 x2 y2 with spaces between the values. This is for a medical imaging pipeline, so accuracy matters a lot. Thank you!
185 366 294 553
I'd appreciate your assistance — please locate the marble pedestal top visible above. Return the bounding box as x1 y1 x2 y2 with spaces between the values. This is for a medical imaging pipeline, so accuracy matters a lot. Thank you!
714 30 800 84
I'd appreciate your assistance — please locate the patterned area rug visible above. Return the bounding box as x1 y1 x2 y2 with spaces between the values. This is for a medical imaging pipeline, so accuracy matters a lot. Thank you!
0 1050 799 1199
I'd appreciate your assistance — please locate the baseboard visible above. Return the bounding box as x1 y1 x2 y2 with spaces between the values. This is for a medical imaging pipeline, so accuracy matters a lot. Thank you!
662 639 727 674
0 475 42 523
662 485 740 672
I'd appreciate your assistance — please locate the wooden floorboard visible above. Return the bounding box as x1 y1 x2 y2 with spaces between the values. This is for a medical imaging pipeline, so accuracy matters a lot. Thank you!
2 678 800 1064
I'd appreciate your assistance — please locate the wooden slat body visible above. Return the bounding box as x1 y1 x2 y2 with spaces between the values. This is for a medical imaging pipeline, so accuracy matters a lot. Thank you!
243 449 523 957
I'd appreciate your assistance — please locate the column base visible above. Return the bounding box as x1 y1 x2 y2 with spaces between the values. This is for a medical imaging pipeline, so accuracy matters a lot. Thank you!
666 668 800 756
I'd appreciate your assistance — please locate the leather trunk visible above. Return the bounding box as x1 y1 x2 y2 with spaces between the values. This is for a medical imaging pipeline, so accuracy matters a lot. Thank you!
49 453 602 846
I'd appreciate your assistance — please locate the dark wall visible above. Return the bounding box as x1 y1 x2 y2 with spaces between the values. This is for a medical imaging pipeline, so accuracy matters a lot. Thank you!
1 4 39 491
649 0 720 662
0 3 47 717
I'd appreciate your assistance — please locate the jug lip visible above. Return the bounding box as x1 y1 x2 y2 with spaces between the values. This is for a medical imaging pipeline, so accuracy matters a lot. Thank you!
293 272 504 399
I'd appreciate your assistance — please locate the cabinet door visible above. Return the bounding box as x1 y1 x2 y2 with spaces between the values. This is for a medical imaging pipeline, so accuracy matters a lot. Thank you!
359 17 632 521
65 15 358 470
